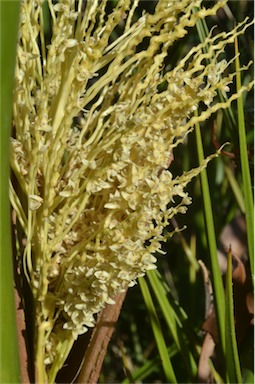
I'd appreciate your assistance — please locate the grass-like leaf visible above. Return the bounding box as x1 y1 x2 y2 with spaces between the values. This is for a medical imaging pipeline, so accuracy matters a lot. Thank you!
194 118 226 367
234 35 254 277
224 164 245 213
0 1 20 382
139 276 177 383
147 270 198 379
121 344 179 383
225 248 242 384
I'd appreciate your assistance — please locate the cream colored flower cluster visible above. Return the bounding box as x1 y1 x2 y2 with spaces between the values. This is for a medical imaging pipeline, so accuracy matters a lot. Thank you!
10 0 253 381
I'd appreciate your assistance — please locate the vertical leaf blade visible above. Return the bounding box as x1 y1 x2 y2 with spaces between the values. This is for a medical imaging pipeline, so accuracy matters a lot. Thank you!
0 1 20 382
225 249 242 383
234 35 254 277
147 270 198 379
195 119 226 369
139 276 177 383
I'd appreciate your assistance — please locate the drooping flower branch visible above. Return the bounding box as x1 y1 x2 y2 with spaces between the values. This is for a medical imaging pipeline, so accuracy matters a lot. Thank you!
10 0 253 382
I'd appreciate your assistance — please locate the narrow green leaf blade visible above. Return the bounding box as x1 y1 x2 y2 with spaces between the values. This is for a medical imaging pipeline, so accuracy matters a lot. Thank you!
225 249 242 384
0 1 21 382
147 269 198 378
121 344 179 384
139 276 177 383
195 119 226 366
234 35 254 277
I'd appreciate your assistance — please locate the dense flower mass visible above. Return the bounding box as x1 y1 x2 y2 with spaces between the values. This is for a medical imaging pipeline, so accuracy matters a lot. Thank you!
10 0 253 382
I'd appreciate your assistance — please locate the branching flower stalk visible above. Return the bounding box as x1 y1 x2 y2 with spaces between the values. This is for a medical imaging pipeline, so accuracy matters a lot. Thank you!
10 0 253 382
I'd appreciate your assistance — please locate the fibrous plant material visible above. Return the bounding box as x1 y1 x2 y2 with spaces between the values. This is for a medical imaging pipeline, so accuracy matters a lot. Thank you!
10 0 253 382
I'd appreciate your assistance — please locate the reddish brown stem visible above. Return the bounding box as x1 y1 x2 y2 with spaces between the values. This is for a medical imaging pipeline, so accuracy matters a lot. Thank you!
14 283 30 384
76 290 127 384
